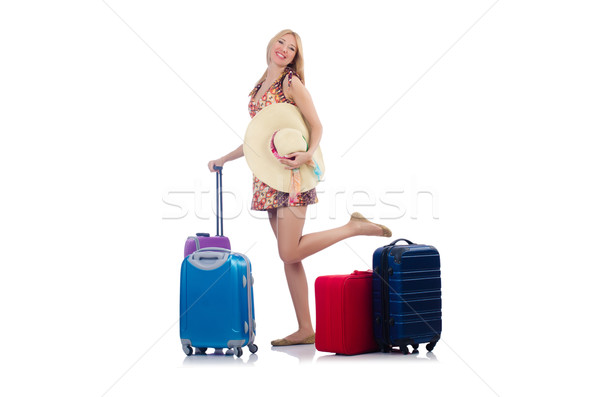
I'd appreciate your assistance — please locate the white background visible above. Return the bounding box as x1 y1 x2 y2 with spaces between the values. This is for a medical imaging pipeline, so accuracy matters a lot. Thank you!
1 0 599 395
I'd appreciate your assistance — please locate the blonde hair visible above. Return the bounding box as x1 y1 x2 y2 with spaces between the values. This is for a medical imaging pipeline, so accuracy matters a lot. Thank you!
255 29 305 87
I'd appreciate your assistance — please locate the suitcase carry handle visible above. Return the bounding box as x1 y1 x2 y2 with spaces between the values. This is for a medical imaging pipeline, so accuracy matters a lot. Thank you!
193 251 229 260
212 165 225 236
388 238 415 246
188 250 230 270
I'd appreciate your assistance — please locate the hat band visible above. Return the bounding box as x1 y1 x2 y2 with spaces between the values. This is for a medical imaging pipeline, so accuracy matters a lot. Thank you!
269 130 307 205
269 130 308 162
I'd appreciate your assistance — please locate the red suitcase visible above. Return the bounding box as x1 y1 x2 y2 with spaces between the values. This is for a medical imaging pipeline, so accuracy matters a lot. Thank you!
315 270 379 355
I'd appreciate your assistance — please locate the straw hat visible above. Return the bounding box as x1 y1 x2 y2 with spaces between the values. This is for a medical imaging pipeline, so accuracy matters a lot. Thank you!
244 103 325 193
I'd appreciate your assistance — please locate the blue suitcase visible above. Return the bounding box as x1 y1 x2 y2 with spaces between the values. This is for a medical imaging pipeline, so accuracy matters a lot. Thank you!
180 247 257 357
372 239 442 354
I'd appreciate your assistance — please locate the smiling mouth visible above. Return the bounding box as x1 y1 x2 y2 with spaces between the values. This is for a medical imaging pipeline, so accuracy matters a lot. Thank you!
275 51 286 59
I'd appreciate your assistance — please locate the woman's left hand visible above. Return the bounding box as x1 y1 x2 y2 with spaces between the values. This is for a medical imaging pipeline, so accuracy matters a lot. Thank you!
279 151 313 170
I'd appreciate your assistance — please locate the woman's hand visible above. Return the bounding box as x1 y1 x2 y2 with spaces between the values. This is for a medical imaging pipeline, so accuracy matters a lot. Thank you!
279 151 313 170
207 145 244 172
207 158 225 172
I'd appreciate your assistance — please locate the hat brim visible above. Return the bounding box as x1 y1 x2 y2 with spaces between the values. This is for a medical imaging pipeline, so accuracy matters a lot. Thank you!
244 103 325 193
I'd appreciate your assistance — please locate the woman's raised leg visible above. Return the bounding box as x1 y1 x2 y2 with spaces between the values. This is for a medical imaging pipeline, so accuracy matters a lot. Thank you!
270 207 389 344
275 208 388 265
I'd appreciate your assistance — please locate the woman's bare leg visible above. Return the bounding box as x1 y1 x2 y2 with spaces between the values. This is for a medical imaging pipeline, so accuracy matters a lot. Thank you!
268 208 314 343
281 261 314 342
275 207 386 265
270 207 388 343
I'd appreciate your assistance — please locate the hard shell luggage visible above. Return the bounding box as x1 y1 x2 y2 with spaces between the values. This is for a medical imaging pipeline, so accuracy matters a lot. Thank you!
315 270 379 355
184 166 230 258
179 247 257 357
184 233 230 257
372 239 442 354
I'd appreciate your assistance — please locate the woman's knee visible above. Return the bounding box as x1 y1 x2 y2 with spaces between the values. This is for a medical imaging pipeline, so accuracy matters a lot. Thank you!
278 247 299 265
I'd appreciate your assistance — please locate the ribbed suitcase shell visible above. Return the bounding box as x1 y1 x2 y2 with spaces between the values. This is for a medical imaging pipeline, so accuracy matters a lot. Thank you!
372 239 442 353
315 271 379 355
179 248 256 356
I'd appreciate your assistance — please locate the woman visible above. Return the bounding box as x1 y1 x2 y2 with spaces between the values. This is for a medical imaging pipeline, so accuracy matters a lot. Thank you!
208 29 391 346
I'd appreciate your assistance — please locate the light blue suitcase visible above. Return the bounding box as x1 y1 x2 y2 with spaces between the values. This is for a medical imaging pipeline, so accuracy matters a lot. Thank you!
180 248 257 357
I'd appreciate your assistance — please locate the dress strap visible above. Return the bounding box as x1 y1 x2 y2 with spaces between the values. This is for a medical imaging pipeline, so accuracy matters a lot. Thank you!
282 68 300 88
249 82 262 98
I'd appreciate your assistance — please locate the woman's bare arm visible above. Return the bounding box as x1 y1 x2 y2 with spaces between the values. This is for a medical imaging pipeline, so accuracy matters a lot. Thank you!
280 75 323 169
207 144 243 172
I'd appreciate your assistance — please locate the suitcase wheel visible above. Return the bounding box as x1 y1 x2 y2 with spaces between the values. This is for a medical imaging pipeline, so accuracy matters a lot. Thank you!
426 335 440 352
195 347 208 355
411 344 419 353
248 343 258 354
182 344 193 356
400 345 409 355
235 347 243 357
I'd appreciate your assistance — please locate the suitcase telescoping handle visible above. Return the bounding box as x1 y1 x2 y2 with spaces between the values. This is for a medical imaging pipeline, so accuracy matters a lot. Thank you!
388 238 415 246
213 165 224 236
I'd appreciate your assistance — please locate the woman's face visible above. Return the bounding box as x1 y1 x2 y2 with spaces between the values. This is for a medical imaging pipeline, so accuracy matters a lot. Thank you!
270 33 297 67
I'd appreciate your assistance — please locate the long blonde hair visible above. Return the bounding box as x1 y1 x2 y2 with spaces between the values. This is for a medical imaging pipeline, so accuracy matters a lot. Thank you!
254 29 305 87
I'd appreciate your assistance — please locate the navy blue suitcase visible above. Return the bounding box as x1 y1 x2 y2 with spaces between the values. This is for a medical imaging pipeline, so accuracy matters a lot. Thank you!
372 239 442 354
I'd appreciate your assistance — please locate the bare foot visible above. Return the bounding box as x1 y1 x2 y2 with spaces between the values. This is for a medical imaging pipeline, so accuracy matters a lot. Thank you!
349 212 393 237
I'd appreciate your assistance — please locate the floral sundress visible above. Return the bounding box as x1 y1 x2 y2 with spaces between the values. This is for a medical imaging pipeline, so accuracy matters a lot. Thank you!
248 67 318 211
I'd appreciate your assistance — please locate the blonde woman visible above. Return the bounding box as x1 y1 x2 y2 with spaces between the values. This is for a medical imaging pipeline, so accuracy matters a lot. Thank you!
208 29 391 346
